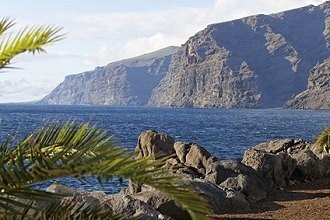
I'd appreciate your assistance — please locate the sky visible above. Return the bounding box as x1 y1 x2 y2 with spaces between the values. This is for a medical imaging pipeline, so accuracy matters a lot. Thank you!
0 0 326 103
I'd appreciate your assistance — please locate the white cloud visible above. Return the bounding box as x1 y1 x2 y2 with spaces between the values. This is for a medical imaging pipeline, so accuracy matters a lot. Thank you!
0 78 57 103
13 52 87 63
70 0 326 66
70 7 211 64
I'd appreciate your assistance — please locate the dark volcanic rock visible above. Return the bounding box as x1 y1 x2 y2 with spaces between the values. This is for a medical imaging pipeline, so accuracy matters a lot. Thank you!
39 46 178 105
149 2 330 108
285 58 330 109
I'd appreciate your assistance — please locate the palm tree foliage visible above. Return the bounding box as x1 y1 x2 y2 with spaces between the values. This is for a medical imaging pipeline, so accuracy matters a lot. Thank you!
0 122 210 219
315 127 330 154
0 17 63 69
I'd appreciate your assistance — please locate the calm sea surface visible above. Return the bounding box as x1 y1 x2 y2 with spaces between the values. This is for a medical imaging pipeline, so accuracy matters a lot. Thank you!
1 104 329 193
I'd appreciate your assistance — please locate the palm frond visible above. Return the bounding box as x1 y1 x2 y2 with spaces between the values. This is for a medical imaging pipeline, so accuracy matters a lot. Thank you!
315 127 330 154
0 121 210 219
0 18 15 36
0 23 64 68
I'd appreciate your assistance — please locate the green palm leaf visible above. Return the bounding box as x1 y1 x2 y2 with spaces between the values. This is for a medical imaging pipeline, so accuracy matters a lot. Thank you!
0 18 64 69
0 121 210 219
0 18 15 36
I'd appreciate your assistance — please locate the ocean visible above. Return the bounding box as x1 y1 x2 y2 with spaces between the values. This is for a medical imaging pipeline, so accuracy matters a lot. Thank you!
1 104 329 193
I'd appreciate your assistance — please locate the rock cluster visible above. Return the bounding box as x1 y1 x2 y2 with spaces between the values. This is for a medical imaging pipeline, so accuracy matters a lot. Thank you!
46 130 330 219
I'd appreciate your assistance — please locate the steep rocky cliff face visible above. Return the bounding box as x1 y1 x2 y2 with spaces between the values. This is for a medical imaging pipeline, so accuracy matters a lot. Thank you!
149 2 330 108
39 46 178 105
40 2 329 108
285 58 330 109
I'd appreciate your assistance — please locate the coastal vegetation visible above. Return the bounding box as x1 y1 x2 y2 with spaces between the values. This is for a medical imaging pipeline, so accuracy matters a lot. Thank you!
315 127 330 154
0 18 209 219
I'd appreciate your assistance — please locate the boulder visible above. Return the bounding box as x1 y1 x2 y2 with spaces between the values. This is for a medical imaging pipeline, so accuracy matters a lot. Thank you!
205 160 268 202
320 154 330 176
205 160 259 184
104 194 167 220
224 189 251 213
135 130 175 160
174 166 204 179
253 139 313 155
291 150 324 180
253 139 295 154
133 190 190 220
185 144 212 170
164 157 180 169
174 142 191 164
174 142 217 172
219 174 267 202
242 149 297 188
186 179 251 214
286 139 312 154
46 182 80 196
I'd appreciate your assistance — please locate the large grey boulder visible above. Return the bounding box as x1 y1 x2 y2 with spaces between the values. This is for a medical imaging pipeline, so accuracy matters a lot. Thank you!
135 130 175 160
185 144 214 170
242 148 297 188
133 190 190 220
290 150 324 180
186 179 251 214
252 139 296 154
46 181 79 196
206 160 259 184
131 130 175 194
174 142 217 174
219 174 267 202
205 160 268 202
104 194 167 220
173 142 191 164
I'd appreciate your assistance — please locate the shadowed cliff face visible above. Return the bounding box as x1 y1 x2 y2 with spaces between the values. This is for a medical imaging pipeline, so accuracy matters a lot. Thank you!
285 58 330 109
38 46 178 105
149 2 330 108
40 2 329 108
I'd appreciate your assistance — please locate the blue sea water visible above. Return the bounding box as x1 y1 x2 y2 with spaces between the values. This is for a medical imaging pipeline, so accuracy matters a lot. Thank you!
0 104 330 193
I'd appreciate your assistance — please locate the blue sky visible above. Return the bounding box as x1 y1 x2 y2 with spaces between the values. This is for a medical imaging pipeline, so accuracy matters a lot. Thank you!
0 0 325 103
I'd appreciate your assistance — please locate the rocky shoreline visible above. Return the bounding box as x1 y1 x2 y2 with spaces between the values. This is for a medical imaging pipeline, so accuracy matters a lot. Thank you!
47 130 330 219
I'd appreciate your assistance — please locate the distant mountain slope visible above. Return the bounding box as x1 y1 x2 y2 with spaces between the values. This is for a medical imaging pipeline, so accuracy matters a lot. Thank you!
285 58 330 109
149 1 330 108
40 2 329 108
39 46 178 105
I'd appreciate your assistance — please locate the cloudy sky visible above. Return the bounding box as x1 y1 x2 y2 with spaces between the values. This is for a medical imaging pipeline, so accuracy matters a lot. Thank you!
0 0 325 103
